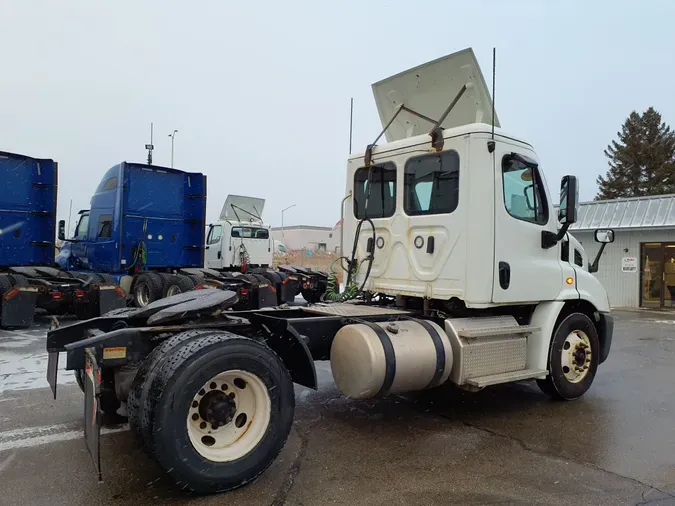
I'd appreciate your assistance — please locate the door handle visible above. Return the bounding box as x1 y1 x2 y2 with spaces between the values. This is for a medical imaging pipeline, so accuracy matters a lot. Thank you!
499 261 510 289
426 236 435 254
205 246 210 249
217 251 221 259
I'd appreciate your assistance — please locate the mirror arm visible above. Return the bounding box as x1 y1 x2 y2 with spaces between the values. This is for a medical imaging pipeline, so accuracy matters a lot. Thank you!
541 222 571 249
589 242 607 273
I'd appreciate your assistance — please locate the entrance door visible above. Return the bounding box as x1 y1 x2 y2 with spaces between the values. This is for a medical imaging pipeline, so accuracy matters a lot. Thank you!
640 242 675 308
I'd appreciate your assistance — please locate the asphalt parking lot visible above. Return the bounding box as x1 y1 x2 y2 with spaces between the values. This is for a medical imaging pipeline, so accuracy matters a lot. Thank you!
1 310 674 506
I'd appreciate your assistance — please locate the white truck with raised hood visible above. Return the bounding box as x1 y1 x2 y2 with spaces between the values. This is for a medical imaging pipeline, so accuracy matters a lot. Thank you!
195 194 328 304
47 47 614 495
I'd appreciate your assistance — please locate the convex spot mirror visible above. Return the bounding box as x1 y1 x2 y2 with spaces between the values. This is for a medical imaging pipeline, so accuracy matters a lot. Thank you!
558 175 578 225
58 220 66 241
595 229 615 243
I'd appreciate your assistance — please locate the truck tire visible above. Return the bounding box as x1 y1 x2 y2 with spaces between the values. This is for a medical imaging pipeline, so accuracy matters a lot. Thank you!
0 275 12 295
536 312 600 401
94 273 116 285
70 272 92 283
7 273 28 287
127 329 224 440
131 273 163 307
147 333 294 494
162 274 195 298
74 369 121 416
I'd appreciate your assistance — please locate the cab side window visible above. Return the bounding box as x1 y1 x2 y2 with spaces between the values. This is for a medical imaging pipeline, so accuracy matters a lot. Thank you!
75 215 89 240
208 225 222 245
97 214 112 238
502 155 548 225
353 163 397 219
404 150 460 216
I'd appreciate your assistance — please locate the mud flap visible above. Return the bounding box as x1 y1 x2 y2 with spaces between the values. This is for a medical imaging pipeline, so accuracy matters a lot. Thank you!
47 351 59 399
254 283 279 309
84 348 103 482
0 287 38 328
97 285 126 315
280 275 299 304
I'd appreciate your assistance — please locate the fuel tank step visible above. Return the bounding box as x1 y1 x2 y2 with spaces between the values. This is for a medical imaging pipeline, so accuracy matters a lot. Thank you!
465 368 548 388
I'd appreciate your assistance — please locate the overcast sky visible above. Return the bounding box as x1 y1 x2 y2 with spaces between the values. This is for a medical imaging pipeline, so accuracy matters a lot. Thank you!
2 1 674 230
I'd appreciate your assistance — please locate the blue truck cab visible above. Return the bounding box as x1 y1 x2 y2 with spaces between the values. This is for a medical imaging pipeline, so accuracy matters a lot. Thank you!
57 162 207 305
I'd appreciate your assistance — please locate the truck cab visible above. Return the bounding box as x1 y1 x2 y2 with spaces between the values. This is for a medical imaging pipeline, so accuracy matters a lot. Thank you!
205 195 273 270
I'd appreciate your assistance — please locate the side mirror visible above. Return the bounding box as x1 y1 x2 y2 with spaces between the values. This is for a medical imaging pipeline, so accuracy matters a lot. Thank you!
58 220 66 241
558 175 578 225
595 229 615 243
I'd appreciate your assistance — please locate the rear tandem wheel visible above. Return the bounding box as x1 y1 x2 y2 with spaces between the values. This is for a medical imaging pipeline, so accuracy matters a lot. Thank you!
129 331 295 494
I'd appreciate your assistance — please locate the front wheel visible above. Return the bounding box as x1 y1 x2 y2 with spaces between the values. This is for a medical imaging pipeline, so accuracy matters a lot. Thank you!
536 312 599 400
148 333 295 494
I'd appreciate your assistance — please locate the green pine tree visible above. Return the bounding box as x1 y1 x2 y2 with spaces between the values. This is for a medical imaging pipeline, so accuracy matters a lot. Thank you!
596 107 675 200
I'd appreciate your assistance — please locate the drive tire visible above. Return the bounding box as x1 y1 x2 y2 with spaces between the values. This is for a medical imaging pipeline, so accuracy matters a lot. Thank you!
131 272 163 307
93 273 116 285
301 288 321 304
536 312 600 401
7 273 28 287
74 369 121 415
148 332 295 494
162 274 195 298
127 329 223 442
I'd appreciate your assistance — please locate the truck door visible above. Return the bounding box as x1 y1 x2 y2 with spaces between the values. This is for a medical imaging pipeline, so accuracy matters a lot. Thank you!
70 212 90 268
87 211 117 272
492 145 563 303
205 224 223 268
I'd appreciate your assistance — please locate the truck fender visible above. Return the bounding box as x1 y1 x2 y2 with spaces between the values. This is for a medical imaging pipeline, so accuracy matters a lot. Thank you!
247 313 318 390
119 275 134 295
526 301 566 372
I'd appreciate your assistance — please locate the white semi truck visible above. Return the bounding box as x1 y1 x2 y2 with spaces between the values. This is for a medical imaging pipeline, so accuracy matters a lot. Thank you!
47 47 614 494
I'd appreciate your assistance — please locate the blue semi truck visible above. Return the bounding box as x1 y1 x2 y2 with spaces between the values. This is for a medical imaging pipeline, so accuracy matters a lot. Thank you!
56 161 298 310
0 151 125 328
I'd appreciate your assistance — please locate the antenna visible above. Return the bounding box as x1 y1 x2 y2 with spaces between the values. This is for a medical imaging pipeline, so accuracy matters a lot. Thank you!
349 97 354 155
145 122 154 165
491 48 496 140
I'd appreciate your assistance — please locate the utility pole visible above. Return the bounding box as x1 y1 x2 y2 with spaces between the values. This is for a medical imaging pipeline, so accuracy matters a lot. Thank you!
281 204 296 242
168 129 178 168
145 122 154 165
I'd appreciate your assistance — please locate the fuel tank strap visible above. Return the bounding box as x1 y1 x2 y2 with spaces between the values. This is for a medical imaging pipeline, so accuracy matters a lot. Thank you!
362 321 396 396
412 318 447 389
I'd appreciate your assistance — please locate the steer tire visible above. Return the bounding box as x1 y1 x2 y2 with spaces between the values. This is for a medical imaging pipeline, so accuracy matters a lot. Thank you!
147 332 295 494
536 312 600 401
131 272 163 307
127 329 225 443
162 274 194 298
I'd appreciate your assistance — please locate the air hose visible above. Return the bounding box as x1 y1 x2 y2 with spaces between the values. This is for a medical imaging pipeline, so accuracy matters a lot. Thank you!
323 165 378 302
129 241 147 273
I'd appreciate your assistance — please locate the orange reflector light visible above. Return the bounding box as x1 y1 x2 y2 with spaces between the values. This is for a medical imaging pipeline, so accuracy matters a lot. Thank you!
566 277 575 285
114 286 126 297
3 287 20 301
51 291 63 300
240 289 249 296
75 290 85 298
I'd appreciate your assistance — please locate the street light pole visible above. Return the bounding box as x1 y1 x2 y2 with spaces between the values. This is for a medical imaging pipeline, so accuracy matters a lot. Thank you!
281 204 296 242
168 129 178 167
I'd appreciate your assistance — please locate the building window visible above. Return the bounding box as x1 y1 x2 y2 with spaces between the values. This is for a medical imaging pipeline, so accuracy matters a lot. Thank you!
207 225 222 245
501 154 548 225
97 214 112 238
353 163 397 219
404 150 460 216
317 242 327 252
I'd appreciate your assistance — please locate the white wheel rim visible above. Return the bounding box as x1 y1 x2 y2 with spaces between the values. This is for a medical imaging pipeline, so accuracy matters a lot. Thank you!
166 285 181 297
136 282 150 306
187 370 271 462
561 330 592 383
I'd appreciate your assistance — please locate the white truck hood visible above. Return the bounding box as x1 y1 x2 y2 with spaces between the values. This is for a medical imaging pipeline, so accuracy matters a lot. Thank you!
372 47 499 143
219 195 266 221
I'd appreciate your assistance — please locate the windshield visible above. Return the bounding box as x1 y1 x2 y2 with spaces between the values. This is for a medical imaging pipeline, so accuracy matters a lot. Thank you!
231 226 269 239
